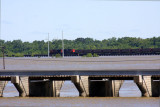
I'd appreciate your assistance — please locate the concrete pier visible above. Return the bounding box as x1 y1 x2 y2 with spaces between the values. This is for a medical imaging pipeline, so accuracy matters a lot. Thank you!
0 81 8 97
112 80 124 97
11 76 29 97
134 75 152 97
53 80 64 97
71 76 89 97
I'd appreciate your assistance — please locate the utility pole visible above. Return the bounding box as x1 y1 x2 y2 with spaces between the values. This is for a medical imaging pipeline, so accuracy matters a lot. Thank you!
0 46 5 69
62 30 64 58
153 37 156 48
0 0 1 46
2 47 5 69
0 0 5 69
48 33 50 57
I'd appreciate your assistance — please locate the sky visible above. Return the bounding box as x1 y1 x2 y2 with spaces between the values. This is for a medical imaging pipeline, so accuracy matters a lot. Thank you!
1 0 160 42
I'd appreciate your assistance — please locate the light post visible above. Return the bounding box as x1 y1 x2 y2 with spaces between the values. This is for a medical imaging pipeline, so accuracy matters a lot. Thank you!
0 46 5 69
45 33 50 57
48 33 50 57
62 31 64 58
0 0 2 45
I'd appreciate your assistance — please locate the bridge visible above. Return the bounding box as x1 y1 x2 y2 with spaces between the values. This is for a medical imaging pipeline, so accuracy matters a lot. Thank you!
0 56 160 97
0 69 160 97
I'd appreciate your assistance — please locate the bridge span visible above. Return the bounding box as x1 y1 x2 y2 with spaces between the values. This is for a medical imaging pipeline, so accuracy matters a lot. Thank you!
0 69 160 97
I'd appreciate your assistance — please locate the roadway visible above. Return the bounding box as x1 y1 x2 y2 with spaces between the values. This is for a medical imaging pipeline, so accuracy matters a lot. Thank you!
0 55 159 76
0 55 159 70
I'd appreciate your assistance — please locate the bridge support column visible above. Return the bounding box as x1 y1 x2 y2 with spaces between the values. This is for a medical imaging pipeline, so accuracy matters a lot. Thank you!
112 80 124 97
71 76 89 97
52 80 64 97
29 80 64 97
134 75 152 97
11 76 29 97
0 81 8 97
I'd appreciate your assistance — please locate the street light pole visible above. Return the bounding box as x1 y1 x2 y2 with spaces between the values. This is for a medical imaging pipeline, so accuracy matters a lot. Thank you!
48 33 50 57
0 0 1 45
0 46 5 69
0 0 4 69
62 30 64 58
2 47 5 69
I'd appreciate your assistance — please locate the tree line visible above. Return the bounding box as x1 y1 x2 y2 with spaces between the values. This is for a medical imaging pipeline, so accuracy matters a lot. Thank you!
0 36 160 57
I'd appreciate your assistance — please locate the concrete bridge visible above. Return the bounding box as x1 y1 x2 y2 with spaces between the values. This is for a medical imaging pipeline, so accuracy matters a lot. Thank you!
0 56 160 97
0 69 160 97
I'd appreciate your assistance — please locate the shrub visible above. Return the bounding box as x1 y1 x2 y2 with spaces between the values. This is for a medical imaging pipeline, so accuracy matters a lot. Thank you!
82 55 86 57
93 53 99 57
8 52 14 57
15 53 24 57
55 54 61 58
86 53 92 57
31 53 34 57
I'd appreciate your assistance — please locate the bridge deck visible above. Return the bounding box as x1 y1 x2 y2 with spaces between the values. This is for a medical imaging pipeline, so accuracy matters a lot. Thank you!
0 69 160 76
0 56 160 76
0 56 160 70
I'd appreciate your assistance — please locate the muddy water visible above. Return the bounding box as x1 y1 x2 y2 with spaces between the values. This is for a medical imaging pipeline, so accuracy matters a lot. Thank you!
0 97 159 107
0 56 160 106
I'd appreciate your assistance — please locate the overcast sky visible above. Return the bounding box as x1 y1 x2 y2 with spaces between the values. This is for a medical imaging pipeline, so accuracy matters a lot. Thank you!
1 0 160 42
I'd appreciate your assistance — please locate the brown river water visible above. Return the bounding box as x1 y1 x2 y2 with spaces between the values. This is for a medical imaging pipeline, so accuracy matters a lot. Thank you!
0 56 160 106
